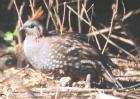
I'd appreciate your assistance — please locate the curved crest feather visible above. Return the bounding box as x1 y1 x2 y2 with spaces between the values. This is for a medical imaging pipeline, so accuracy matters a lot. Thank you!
31 6 45 20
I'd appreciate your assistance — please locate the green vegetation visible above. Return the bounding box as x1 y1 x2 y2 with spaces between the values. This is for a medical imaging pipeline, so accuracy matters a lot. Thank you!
4 30 18 51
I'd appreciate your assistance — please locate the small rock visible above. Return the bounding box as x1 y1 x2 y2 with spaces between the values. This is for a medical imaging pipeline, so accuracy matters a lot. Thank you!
59 77 72 87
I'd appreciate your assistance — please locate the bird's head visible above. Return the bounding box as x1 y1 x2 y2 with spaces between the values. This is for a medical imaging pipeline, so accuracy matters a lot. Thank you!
19 6 45 38
20 20 44 37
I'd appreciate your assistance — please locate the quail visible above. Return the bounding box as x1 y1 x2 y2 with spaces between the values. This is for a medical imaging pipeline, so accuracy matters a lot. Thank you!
19 8 122 88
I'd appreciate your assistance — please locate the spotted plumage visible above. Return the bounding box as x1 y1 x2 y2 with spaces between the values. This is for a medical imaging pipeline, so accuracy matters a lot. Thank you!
19 8 122 88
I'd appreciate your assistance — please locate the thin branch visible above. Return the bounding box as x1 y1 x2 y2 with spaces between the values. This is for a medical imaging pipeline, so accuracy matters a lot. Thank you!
60 2 66 34
81 3 101 50
101 34 135 58
43 0 58 30
77 0 81 33
102 0 118 54
29 0 35 15
13 0 23 25
13 0 23 47
87 25 122 36
68 10 73 32
122 8 140 21
121 0 126 21
67 5 101 50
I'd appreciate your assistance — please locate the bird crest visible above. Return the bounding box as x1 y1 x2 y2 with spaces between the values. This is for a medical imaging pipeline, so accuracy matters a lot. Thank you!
31 6 45 21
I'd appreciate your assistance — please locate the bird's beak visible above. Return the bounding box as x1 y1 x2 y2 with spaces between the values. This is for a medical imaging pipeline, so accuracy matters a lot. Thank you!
19 27 26 34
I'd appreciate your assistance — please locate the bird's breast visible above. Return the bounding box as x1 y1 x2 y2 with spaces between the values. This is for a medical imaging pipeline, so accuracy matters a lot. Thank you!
23 36 99 73
23 36 68 70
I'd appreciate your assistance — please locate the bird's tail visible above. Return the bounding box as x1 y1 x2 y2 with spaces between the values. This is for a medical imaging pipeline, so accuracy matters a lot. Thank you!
99 55 123 88
102 67 123 88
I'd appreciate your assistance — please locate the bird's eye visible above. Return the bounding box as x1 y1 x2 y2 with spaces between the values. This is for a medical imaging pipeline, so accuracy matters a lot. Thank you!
29 24 35 28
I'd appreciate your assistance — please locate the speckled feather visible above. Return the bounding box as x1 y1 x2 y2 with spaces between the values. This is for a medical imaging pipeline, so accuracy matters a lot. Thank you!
23 33 103 72
20 7 122 88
